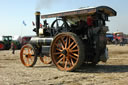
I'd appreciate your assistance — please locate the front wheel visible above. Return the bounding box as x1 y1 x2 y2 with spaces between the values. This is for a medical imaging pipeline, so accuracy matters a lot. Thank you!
20 44 37 67
51 32 85 71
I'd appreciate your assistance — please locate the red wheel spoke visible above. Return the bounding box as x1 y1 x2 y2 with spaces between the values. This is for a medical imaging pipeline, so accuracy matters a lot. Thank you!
28 48 30 53
29 51 32 55
29 57 33 62
57 57 64 64
71 44 77 50
56 48 62 52
28 53 32 56
68 41 75 49
23 50 27 54
71 58 74 66
29 49 33 55
27 58 30 65
23 53 28 55
71 53 79 57
61 44 65 49
60 37 65 48
62 55 66 66
69 54 77 60
57 54 64 59
53 52 61 55
70 49 78 52
64 59 68 69
67 57 72 66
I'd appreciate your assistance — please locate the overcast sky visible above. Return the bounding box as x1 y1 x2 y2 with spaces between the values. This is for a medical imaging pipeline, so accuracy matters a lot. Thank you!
0 0 128 36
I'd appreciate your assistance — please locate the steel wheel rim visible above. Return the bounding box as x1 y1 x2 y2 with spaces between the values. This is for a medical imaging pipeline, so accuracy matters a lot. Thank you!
51 34 79 71
20 46 35 67
0 43 4 49
40 55 52 64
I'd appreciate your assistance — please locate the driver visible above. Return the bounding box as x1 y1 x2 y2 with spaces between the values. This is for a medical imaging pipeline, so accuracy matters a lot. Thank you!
87 15 93 27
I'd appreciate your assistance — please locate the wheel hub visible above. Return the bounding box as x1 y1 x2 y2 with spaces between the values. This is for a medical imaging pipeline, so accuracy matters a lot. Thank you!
25 55 28 58
62 50 68 56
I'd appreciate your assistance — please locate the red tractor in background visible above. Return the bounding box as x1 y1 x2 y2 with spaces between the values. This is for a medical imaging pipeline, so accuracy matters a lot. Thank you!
0 35 36 50
113 32 126 44
0 36 12 50
0 36 21 50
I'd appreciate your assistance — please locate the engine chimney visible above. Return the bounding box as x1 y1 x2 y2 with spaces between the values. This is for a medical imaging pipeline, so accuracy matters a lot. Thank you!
35 11 40 36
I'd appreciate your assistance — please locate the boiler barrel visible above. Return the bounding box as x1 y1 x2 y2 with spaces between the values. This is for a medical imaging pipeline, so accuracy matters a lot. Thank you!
30 37 53 46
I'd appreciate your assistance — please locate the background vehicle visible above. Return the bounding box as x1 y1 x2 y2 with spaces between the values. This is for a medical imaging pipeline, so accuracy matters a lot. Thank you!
106 33 114 44
106 32 128 44
113 32 123 40
0 36 21 50
20 6 117 71
113 32 123 44
20 36 33 46
113 32 127 44
0 36 12 50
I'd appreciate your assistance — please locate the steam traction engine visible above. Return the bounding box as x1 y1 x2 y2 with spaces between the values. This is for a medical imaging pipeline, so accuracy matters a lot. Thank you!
20 6 116 71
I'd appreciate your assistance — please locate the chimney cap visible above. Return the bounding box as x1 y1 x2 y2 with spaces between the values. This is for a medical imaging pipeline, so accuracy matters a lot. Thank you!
35 11 40 15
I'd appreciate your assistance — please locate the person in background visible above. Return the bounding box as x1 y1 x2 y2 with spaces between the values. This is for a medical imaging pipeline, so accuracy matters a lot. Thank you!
122 38 125 46
114 38 118 45
120 38 124 46
11 42 16 54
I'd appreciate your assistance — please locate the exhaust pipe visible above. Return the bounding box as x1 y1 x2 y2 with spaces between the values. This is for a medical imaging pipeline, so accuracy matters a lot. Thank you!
35 11 40 36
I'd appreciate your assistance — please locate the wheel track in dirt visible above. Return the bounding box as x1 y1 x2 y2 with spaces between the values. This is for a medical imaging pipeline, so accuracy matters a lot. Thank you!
15 74 95 85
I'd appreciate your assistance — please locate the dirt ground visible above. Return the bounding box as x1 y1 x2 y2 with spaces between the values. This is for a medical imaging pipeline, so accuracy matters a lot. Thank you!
0 45 128 85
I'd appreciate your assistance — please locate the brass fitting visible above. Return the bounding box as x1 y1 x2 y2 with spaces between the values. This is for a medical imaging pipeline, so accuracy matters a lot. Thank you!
35 11 40 15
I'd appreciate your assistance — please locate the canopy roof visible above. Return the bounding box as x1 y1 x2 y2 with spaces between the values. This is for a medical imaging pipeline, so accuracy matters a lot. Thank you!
41 6 117 19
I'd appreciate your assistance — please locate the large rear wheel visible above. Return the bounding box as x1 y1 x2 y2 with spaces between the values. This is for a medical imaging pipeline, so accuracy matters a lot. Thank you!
20 44 37 67
51 32 85 71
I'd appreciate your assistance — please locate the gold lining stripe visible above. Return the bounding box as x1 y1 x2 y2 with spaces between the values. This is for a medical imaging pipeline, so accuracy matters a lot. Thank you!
35 12 40 15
